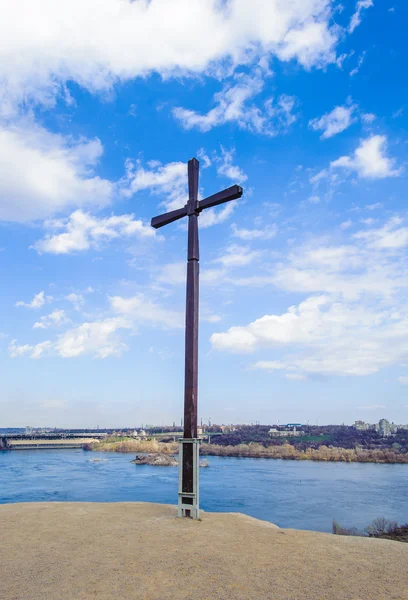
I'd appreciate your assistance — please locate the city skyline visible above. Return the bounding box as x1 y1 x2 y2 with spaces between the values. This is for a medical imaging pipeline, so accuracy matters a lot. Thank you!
1 1 408 427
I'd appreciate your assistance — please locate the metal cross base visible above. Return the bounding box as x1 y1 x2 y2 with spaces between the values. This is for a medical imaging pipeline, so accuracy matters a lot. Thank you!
178 438 200 519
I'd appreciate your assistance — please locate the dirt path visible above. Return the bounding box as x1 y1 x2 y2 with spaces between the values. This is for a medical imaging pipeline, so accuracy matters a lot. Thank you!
1 502 407 600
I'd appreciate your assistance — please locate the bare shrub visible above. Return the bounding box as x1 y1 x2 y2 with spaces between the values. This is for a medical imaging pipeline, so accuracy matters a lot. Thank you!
332 520 362 536
365 517 399 537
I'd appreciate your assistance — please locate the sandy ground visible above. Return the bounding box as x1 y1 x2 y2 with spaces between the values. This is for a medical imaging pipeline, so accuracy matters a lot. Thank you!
1 502 407 600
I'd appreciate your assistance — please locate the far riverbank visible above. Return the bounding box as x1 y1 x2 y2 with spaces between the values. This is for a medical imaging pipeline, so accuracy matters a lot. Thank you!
85 438 408 464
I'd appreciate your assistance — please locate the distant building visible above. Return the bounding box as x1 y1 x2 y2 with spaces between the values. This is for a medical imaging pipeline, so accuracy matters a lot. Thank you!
378 419 392 437
269 427 300 437
220 425 237 433
353 420 372 431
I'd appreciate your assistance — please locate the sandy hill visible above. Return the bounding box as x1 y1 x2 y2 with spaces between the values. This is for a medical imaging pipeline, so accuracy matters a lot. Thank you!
1 502 407 600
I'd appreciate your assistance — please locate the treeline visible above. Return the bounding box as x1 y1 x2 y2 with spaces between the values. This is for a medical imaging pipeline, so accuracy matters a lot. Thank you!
200 443 408 463
211 425 408 453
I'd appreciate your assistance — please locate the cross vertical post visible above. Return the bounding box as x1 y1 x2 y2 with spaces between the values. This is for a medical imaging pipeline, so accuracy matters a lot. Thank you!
179 158 200 518
151 158 243 518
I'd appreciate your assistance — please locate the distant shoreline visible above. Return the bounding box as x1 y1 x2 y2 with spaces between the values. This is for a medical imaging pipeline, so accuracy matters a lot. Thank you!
85 439 408 464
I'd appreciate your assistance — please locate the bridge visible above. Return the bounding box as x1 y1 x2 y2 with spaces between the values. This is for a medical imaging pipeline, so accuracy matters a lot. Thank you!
0 432 106 450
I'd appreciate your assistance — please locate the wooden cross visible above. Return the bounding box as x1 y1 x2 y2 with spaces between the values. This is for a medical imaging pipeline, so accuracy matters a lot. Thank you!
151 157 243 517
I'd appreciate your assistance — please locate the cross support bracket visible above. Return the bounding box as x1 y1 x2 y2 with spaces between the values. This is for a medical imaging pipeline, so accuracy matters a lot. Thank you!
178 438 200 519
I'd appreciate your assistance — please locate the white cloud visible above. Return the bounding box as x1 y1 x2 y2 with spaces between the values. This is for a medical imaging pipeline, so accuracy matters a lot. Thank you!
398 376 408 385
0 0 340 116
330 135 401 179
231 223 277 240
340 220 352 230
361 112 376 124
353 217 408 249
215 244 261 268
122 158 187 212
33 309 69 329
349 0 374 33
33 209 155 254
215 148 248 183
199 203 236 229
0 121 113 222
350 51 366 76
110 294 183 329
54 318 130 358
211 215 408 378
10 318 130 359
212 294 408 377
9 339 53 359
309 104 357 139
16 291 52 309
10 292 184 360
173 74 297 136
65 293 85 311
156 262 186 286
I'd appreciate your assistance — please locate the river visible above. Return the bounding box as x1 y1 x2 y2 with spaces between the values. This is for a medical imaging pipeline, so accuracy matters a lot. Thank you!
0 449 407 532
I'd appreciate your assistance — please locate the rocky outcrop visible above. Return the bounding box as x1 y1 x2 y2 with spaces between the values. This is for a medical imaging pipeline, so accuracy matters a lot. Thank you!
131 454 210 467
131 453 178 466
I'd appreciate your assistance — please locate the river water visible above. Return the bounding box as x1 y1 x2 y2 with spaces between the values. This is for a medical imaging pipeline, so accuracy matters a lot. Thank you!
0 449 407 532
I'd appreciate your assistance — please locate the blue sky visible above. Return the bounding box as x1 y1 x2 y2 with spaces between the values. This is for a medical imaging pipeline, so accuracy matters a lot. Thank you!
1 0 407 427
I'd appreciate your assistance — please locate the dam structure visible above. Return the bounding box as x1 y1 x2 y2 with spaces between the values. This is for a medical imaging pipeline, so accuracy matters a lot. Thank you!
0 432 106 450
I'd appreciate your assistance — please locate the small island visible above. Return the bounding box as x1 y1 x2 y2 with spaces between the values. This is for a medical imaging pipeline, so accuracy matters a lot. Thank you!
131 453 178 466
130 453 209 467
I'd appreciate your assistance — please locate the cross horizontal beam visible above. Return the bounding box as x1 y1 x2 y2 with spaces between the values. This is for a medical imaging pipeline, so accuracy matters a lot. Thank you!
151 206 187 229
197 185 243 211
151 184 243 229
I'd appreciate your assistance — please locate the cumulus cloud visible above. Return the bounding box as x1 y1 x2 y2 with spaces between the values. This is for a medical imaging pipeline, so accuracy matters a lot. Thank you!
10 292 183 360
110 294 183 329
311 135 401 183
309 103 357 139
33 210 155 254
33 309 70 329
173 74 297 136
0 122 113 222
16 291 52 309
210 215 408 378
122 158 187 212
212 294 408 377
0 0 340 115
331 135 401 179
9 339 53 359
54 318 131 358
10 318 130 359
